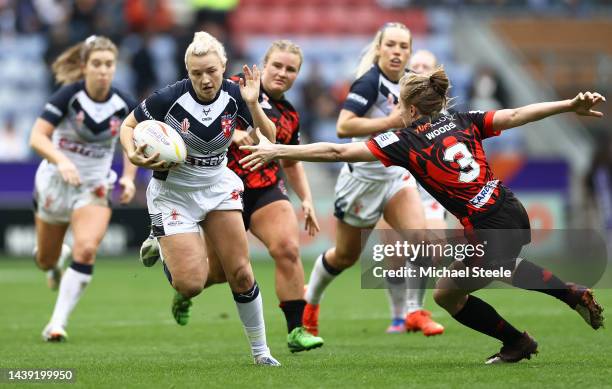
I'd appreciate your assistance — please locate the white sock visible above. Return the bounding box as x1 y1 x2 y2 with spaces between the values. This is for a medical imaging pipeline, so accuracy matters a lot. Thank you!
234 283 270 357
49 264 92 328
57 244 71 269
305 253 339 305
386 282 406 319
405 262 427 314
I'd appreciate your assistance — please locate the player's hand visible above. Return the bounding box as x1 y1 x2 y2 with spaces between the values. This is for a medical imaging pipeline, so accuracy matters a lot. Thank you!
301 200 320 237
118 176 136 204
239 128 277 171
570 92 606 117
128 143 174 171
232 129 254 146
239 64 261 105
57 158 81 186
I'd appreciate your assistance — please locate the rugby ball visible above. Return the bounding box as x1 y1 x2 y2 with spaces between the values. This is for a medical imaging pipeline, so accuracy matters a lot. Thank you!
133 120 187 164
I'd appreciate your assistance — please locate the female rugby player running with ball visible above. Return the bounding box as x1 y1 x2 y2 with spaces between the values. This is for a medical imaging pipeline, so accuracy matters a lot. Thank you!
120 32 280 366
240 67 605 364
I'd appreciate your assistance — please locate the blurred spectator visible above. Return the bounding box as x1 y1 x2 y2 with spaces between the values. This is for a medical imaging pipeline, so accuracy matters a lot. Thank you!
130 33 159 99
32 0 67 29
191 0 238 28
299 62 329 142
468 66 524 154
14 0 43 34
69 0 102 42
310 93 346 177
586 133 612 231
124 0 174 33
0 113 29 161
0 0 16 36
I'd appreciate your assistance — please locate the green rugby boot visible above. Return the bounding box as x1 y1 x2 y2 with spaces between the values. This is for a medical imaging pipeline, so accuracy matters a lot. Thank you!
287 326 324 353
172 292 192 326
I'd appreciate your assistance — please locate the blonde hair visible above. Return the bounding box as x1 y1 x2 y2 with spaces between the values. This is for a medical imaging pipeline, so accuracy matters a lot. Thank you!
263 39 303 69
184 31 227 68
355 22 412 79
400 66 450 117
409 49 438 74
51 35 117 85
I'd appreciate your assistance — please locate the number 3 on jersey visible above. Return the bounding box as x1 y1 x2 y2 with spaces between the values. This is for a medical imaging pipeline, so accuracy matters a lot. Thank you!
443 143 480 183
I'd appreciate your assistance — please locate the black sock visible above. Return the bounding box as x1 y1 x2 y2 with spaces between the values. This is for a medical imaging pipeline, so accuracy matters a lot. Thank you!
512 260 570 305
280 299 306 333
453 295 523 345
70 261 93 275
162 262 172 285
321 252 342 276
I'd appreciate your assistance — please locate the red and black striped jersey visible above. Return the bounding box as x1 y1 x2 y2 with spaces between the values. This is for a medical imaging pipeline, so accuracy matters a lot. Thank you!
366 111 504 222
226 74 300 189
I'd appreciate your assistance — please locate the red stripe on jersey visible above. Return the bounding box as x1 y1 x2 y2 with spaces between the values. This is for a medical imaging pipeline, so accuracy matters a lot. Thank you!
483 111 500 138
366 140 394 167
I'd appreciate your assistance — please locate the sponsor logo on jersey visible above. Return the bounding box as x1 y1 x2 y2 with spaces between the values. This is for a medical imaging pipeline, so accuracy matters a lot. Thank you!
140 101 153 120
185 153 226 167
374 132 400 148
469 180 499 209
347 92 369 106
58 137 107 158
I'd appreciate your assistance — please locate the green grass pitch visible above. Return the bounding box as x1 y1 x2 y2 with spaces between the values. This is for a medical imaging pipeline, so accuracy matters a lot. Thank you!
1 257 611 388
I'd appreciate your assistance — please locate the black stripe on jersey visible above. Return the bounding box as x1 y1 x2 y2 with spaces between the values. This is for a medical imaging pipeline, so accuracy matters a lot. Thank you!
153 171 169 181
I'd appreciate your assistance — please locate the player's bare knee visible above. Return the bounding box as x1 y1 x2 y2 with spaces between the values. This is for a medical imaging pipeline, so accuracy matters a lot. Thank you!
269 241 300 267
35 255 56 271
174 278 204 298
227 263 254 292
72 242 98 264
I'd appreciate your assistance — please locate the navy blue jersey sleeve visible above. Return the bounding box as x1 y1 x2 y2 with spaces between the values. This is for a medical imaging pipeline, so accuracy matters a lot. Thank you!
342 73 379 117
39 83 80 126
227 80 253 128
134 80 185 122
366 131 409 168
458 111 498 139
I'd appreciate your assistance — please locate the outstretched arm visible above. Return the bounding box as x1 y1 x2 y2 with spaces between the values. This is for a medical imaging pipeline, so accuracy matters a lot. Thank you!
492 91 605 132
240 129 376 171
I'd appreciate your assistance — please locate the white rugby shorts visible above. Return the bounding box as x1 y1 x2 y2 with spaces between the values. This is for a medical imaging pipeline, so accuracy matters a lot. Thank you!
34 162 115 224
146 167 244 237
333 164 417 228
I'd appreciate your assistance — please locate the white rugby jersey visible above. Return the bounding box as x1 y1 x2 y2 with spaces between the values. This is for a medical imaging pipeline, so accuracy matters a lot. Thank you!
342 64 406 181
134 79 253 189
39 81 136 185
